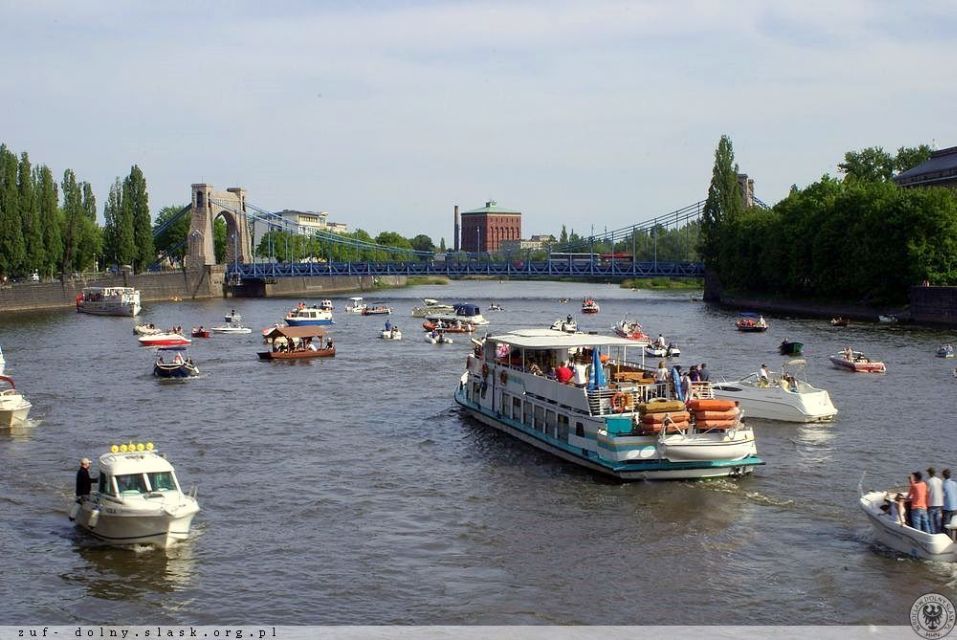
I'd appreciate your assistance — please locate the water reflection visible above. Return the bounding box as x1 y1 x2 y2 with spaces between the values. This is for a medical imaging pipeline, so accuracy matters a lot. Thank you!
70 536 199 600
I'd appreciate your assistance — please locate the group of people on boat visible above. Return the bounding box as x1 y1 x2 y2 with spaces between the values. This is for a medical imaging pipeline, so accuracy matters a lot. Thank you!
881 467 957 539
271 336 333 353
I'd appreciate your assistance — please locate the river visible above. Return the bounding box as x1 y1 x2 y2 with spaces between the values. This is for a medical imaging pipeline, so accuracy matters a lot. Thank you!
1 280 955 625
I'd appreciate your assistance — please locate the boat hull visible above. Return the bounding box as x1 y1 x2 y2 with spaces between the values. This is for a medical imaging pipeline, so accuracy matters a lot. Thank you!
74 501 199 549
0 401 31 427
286 318 335 326
153 363 200 378
257 348 335 360
138 335 191 347
711 385 837 423
828 355 886 373
859 491 957 561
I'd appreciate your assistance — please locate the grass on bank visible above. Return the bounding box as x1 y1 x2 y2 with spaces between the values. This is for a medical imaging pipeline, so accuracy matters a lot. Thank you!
621 278 703 290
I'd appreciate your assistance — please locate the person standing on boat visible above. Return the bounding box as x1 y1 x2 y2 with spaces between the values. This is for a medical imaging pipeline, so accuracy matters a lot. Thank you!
758 364 770 386
655 334 666 349
927 467 944 534
698 363 710 382
908 471 931 533
654 361 669 396
942 469 957 539
75 458 94 500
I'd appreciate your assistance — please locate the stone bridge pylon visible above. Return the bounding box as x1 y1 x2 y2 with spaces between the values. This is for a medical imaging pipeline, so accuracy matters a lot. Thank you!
187 183 253 267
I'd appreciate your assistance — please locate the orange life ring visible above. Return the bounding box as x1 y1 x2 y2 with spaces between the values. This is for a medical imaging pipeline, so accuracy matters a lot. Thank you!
611 391 630 412
499 370 508 385
481 363 489 379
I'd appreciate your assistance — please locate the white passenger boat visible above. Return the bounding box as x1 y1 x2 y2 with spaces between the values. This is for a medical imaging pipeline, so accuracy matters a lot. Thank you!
70 442 200 549
455 328 763 480
76 286 141 317
411 298 455 318
710 359 838 423
859 487 957 561
0 375 32 427
345 297 367 313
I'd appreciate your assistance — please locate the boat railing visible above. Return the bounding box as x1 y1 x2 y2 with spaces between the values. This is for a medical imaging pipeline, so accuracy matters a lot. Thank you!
689 382 714 399
586 385 654 416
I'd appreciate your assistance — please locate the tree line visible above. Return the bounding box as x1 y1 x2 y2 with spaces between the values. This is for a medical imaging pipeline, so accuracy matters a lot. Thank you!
700 136 955 304
0 143 156 280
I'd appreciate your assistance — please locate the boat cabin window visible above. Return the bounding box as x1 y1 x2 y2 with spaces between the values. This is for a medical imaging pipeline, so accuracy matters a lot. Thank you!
115 473 148 495
523 401 533 427
533 405 545 432
500 392 510 416
98 474 115 496
575 421 585 438
512 397 522 421
148 471 176 492
558 414 570 441
545 410 557 437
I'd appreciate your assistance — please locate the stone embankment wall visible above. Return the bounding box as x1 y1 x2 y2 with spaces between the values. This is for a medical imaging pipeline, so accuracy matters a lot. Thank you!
0 266 407 313
909 286 957 326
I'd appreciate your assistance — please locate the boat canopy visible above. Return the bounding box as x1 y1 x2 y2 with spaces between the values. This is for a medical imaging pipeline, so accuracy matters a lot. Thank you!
263 325 327 340
489 328 642 349
454 303 481 316
97 450 176 476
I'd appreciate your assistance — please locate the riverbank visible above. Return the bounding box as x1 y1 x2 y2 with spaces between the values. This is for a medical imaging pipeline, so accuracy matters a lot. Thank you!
620 277 703 290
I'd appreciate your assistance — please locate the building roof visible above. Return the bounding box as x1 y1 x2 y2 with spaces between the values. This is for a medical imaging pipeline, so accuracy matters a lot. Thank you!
488 328 647 348
264 325 327 340
461 200 522 215
895 146 957 185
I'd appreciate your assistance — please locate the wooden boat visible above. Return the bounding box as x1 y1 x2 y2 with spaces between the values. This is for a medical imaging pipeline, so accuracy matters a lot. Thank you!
423 320 474 333
258 325 335 360
829 350 886 373
191 327 210 338
735 312 768 332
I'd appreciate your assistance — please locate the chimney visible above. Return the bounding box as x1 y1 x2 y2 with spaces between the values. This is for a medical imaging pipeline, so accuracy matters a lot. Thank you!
453 205 460 252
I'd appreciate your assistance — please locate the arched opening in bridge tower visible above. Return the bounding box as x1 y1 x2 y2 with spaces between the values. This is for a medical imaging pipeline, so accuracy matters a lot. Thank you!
214 211 244 266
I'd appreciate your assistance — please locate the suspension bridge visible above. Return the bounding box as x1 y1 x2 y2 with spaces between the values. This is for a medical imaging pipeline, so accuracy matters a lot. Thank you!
153 184 764 281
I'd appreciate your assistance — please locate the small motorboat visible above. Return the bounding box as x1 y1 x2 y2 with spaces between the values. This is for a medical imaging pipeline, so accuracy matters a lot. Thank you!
612 319 649 341
581 298 600 314
411 298 455 318
666 343 681 357
878 314 899 324
318 299 334 311
422 320 474 333
829 349 886 373
380 328 402 340
133 323 163 336
212 313 252 334
830 317 848 327
425 330 453 345
647 342 681 358
191 326 210 338
779 339 803 356
153 347 200 379
224 309 240 323
936 344 955 358
487 303 505 311
859 486 957 561
711 359 838 423
736 312 769 332
362 305 393 316
551 317 578 333
70 442 200 549
345 297 367 313
138 332 191 347
0 375 32 427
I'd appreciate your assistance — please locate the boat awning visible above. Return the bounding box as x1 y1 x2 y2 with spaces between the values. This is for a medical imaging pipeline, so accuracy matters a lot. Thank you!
489 328 643 349
264 325 326 340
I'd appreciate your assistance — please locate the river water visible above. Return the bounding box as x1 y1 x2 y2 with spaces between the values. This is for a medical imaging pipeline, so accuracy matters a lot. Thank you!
1 280 955 625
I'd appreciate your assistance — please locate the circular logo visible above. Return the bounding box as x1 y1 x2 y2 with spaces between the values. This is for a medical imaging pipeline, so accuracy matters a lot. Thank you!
911 592 957 639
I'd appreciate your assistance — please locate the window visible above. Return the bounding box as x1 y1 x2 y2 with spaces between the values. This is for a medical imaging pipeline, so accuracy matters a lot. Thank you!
501 393 510 416
512 397 522 421
148 472 176 492
575 422 585 437
99 474 114 496
534 405 545 432
545 410 557 437
115 474 147 494
558 415 570 441
523 401 534 427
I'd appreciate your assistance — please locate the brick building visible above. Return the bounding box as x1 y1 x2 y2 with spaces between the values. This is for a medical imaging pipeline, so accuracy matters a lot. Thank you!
459 200 522 252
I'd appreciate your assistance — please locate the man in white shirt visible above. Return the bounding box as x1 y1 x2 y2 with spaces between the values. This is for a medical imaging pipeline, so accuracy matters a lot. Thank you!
927 467 945 534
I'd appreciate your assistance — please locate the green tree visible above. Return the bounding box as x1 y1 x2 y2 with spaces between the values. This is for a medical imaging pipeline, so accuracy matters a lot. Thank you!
102 178 129 267
72 181 101 272
895 145 933 174
838 146 895 183
409 234 435 254
36 165 61 277
60 169 82 273
559 224 568 244
153 204 190 265
439 237 446 252
700 134 743 270
18 152 44 275
123 165 153 271
0 145 26 277
214 217 228 263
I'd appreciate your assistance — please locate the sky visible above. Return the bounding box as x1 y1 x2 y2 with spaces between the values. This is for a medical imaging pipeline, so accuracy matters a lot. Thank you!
2 0 956 243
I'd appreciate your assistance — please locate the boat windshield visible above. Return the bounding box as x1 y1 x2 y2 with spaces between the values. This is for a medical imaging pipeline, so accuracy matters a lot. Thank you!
148 471 176 491
115 473 148 495
98 474 115 496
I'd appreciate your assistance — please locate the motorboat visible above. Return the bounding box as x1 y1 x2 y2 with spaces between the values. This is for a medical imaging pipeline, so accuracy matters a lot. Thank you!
859 486 957 561
456 328 763 480
425 330 453 345
133 323 163 336
735 312 768 332
153 347 200 379
936 344 955 359
318 299 334 311
779 339 803 356
487 303 505 311
361 305 393 316
0 375 31 427
345 297 367 313
69 442 200 549
76 286 141 317
830 317 848 327
551 317 578 333
645 343 681 358
138 332 191 347
212 313 252 334
285 305 335 326
710 359 838 423
190 327 210 338
258 325 335 360
612 319 649 342
423 319 474 333
581 298 600 314
411 298 455 317
380 327 402 340
829 350 886 373
878 314 899 324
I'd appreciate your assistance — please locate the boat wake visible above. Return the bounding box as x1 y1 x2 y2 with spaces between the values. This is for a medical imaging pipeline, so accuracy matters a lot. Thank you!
689 479 795 508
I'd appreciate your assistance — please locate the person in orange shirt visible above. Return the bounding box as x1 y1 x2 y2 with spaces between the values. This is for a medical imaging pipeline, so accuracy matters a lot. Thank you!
908 471 931 533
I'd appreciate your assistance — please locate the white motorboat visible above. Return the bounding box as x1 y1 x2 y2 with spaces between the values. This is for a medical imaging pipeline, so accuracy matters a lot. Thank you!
70 442 200 549
212 313 252 334
550 317 578 333
133 323 163 336
345 297 367 313
76 286 141 317
645 344 680 358
425 331 453 344
137 332 191 347
455 328 763 481
380 328 402 340
612 319 649 342
411 298 455 317
0 375 31 427
936 344 955 359
318 299 334 311
859 488 957 561
710 359 838 423
426 303 489 326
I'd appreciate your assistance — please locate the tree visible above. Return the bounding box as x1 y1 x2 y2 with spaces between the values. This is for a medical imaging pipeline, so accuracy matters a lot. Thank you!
214 217 227 263
18 153 43 275
409 234 435 254
0 145 26 277
700 135 743 269
102 178 129 267
60 169 82 273
559 224 568 244
123 165 153 272
439 237 446 252
153 204 191 266
838 147 895 183
72 181 101 272
895 145 933 174
36 165 61 277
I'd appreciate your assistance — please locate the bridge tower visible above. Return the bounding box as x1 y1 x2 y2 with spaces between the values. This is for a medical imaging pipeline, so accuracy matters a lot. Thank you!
187 183 253 267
